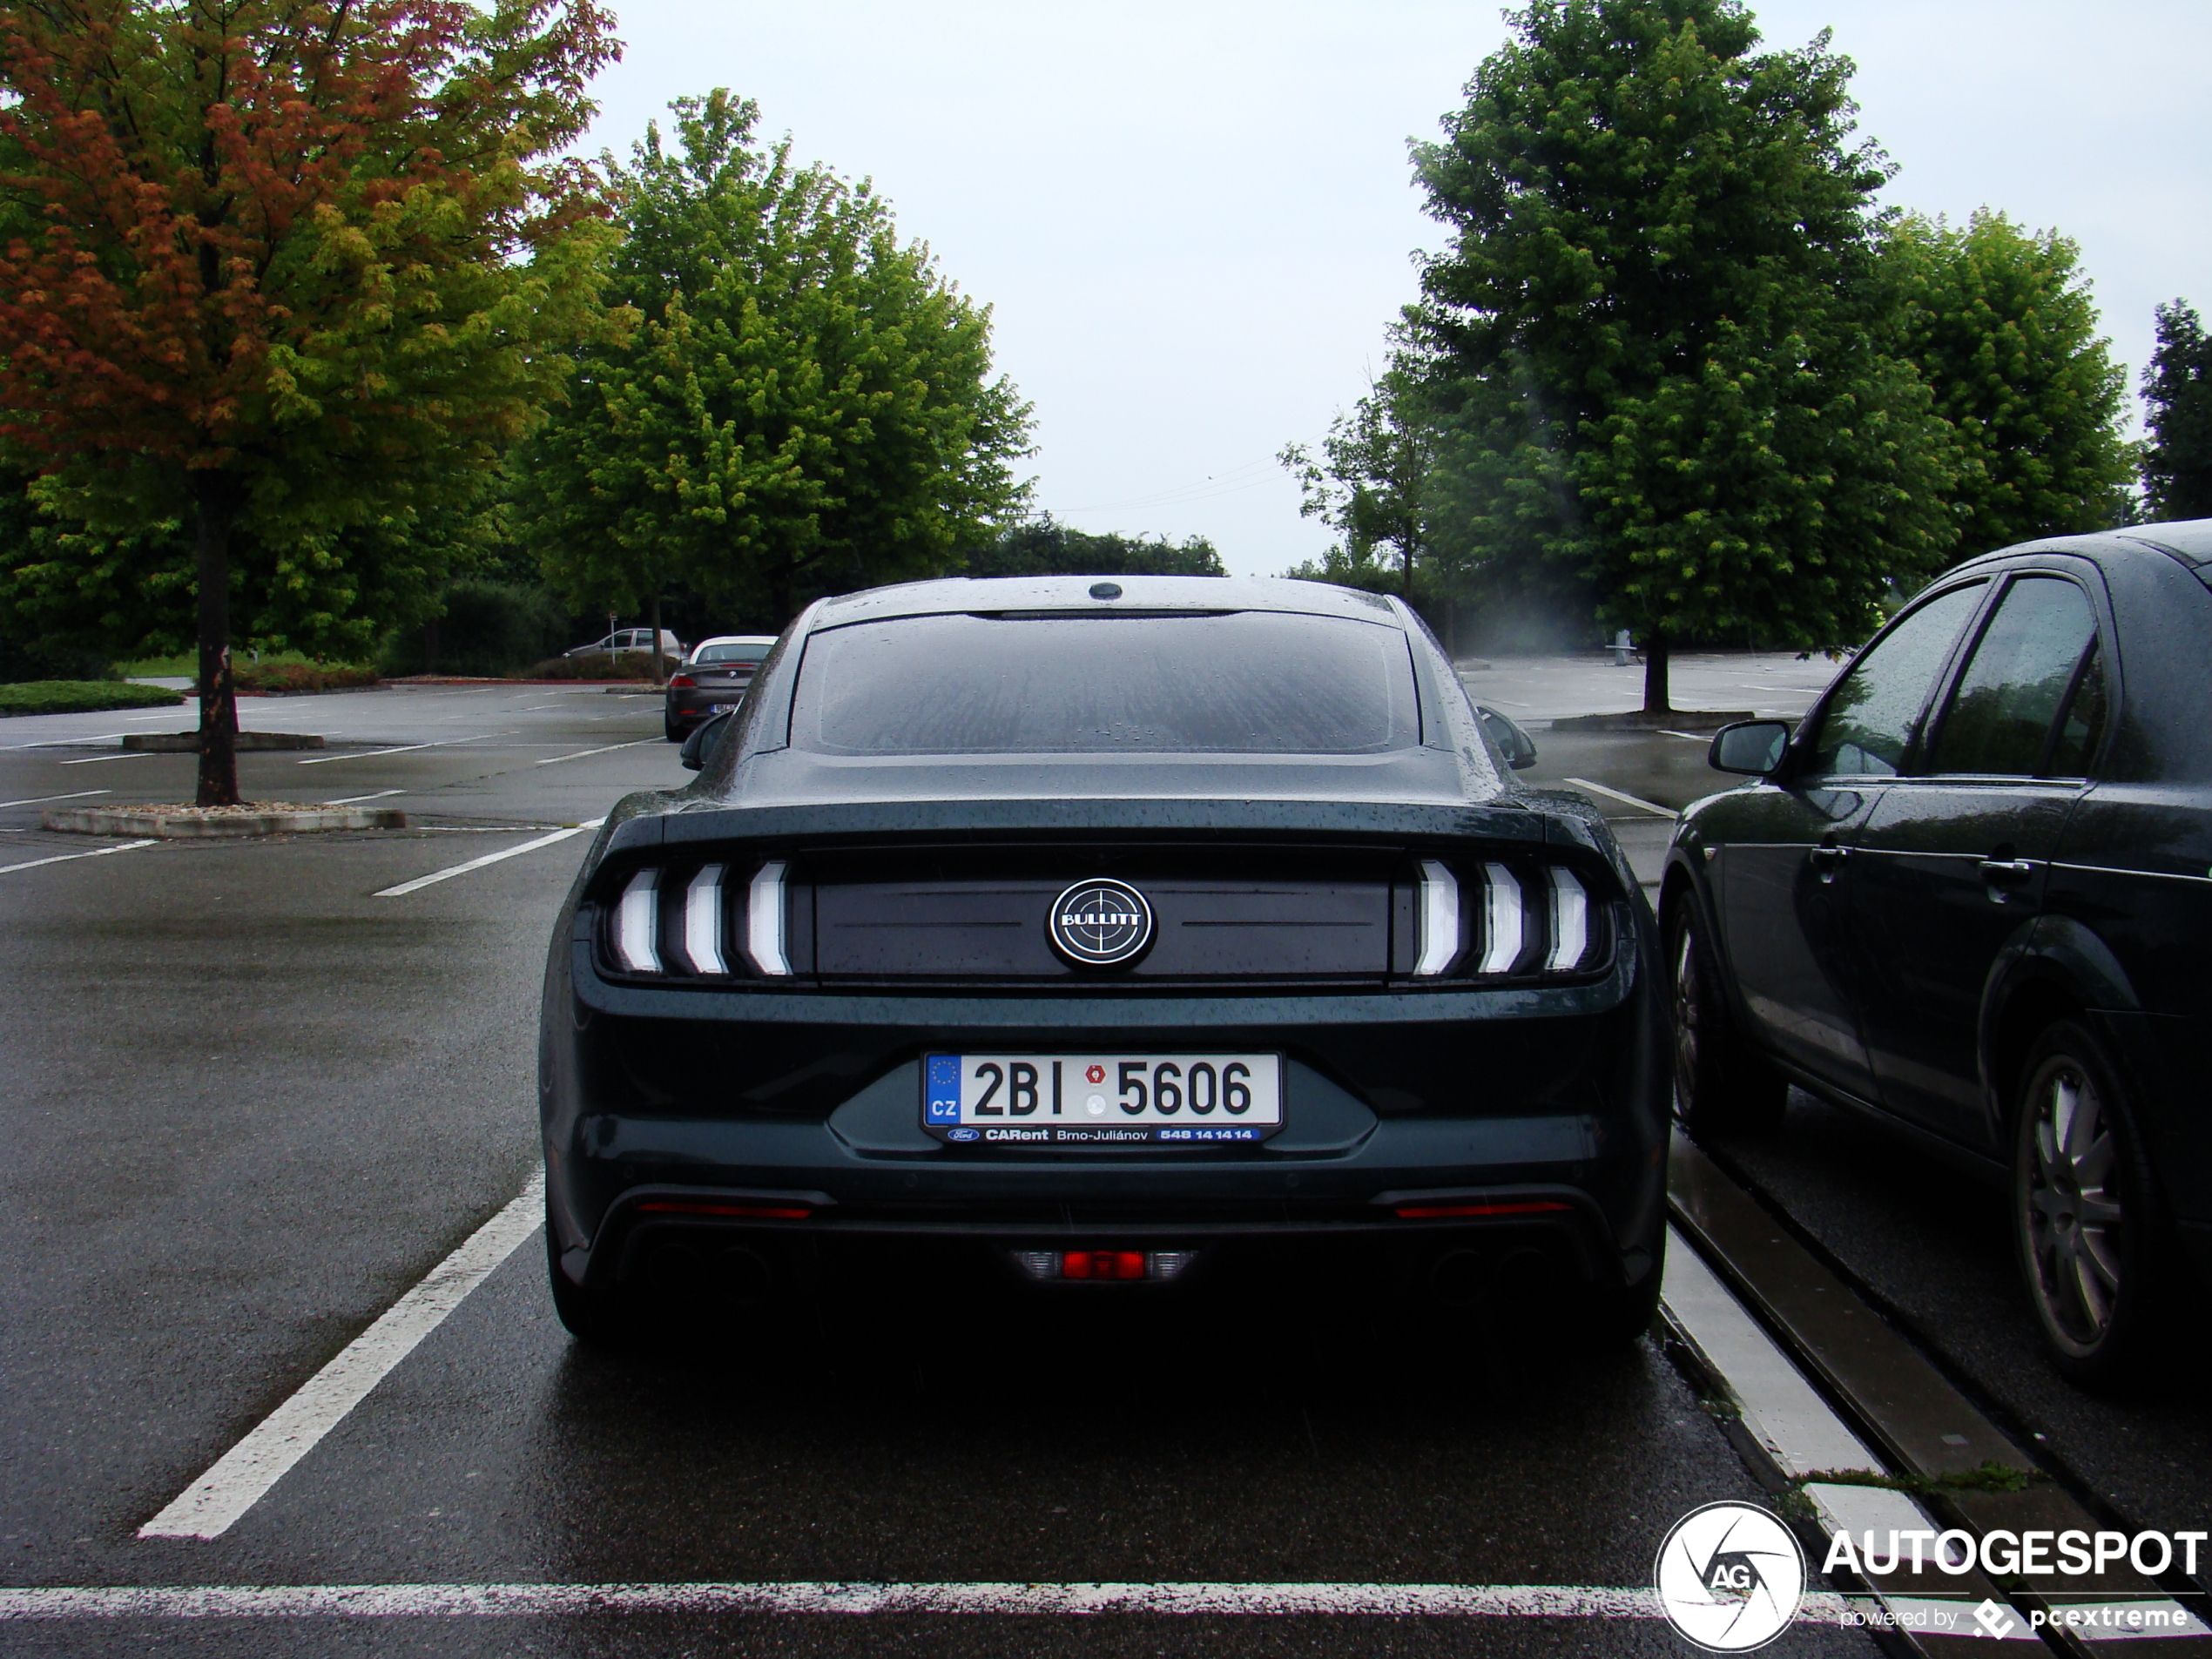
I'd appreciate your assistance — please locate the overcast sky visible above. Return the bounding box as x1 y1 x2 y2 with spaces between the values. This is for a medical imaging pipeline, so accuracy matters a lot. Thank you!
580 2 2212 578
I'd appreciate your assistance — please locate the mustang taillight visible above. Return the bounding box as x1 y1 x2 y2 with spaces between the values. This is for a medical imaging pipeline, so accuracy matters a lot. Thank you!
613 868 661 972
604 859 789 979
1413 859 1603 980
746 860 790 975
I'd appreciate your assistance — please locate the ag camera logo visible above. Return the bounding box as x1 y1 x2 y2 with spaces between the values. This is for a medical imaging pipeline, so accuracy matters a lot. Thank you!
1048 879 1154 968
1655 1501 1805 1652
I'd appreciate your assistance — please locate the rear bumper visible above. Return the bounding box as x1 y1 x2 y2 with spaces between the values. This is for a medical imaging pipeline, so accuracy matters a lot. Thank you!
544 1009 1669 1298
569 1170 1642 1305
665 689 748 728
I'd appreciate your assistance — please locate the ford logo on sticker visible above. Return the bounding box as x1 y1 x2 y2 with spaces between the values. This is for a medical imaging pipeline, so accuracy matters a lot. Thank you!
1047 878 1155 968
947 1126 980 1142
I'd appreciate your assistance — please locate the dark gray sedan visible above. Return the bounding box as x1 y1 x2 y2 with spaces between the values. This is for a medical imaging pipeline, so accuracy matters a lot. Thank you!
664 635 778 741
1662 520 2212 1385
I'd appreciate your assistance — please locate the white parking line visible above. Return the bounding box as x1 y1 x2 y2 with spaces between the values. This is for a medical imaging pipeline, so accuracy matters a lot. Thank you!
296 736 495 767
0 840 155 877
138 1175 545 1541
0 789 111 810
532 738 658 766
372 818 605 898
0 1581 1854 1622
1 732 126 750
57 751 155 766
1561 778 1677 818
322 790 406 806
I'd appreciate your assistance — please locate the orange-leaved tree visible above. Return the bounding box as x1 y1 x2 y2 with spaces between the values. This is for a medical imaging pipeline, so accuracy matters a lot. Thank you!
0 0 621 803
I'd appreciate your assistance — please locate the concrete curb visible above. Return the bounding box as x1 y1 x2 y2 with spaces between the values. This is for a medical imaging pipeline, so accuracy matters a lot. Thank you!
42 806 407 839
1548 709 1756 732
122 732 325 752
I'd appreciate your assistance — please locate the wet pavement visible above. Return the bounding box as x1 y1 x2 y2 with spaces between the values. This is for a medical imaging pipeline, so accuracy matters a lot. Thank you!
0 662 2202 1654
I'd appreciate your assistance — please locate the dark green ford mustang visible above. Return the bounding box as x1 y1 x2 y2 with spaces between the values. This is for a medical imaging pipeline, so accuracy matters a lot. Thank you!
539 575 1669 1344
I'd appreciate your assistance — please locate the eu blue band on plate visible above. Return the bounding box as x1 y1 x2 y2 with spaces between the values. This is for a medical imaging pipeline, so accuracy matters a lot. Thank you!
925 1054 961 1124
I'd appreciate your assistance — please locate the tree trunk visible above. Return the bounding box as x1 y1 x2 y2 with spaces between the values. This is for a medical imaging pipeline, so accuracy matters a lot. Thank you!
1642 631 1672 715
771 558 793 630
192 474 241 807
649 589 665 688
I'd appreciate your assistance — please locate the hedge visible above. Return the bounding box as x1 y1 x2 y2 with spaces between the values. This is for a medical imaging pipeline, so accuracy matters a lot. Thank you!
0 680 185 716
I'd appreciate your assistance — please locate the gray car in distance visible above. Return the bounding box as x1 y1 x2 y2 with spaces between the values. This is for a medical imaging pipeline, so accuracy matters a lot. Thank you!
664 634 779 740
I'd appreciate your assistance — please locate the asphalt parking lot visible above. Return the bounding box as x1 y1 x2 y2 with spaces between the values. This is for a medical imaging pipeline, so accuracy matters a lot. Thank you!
1 664 2204 1656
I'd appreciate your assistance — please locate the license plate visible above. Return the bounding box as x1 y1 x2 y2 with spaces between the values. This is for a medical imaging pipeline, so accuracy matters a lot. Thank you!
922 1053 1283 1144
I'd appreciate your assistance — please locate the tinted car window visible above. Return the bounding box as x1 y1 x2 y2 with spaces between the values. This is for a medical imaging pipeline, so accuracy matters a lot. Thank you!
695 644 770 665
1805 583 1985 778
1927 576 2100 776
791 611 1418 755
2044 642 2108 778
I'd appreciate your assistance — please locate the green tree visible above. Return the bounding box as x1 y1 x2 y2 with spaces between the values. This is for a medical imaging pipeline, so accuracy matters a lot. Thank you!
0 471 496 670
0 0 620 802
1279 374 1431 603
1883 211 2134 547
964 516 1224 578
1405 0 1956 712
2141 300 2212 523
523 91 1032 658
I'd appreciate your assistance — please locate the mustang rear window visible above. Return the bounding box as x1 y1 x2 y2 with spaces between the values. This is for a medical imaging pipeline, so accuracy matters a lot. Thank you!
791 611 1419 755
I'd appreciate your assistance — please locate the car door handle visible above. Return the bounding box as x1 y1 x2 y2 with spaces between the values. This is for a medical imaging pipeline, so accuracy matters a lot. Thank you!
1978 859 2035 883
1809 844 1851 880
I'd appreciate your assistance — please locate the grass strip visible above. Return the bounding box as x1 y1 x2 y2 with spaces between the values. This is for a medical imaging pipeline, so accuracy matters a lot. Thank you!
0 680 185 716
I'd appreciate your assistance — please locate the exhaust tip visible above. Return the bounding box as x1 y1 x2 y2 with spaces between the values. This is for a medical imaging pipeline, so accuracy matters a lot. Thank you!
713 1246 774 1307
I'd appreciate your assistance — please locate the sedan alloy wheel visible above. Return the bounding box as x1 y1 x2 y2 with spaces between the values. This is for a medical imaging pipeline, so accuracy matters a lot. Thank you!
2010 1021 2171 1386
2017 1048 2123 1351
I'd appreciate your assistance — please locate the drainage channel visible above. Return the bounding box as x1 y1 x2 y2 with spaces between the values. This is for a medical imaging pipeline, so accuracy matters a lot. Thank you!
1667 1130 2212 1656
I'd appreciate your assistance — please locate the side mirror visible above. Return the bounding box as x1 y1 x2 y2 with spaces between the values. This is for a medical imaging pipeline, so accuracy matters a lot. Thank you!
1709 719 1790 776
1476 705 1539 771
679 707 736 772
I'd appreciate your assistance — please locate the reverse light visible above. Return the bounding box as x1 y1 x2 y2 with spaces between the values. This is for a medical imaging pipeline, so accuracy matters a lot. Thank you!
613 869 661 973
745 860 791 976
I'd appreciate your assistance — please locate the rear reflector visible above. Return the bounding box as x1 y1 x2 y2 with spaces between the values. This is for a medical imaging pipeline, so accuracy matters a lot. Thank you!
1393 1200 1573 1219
1064 1250 1146 1280
1414 859 1460 976
637 1200 813 1219
613 869 660 973
745 860 790 976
